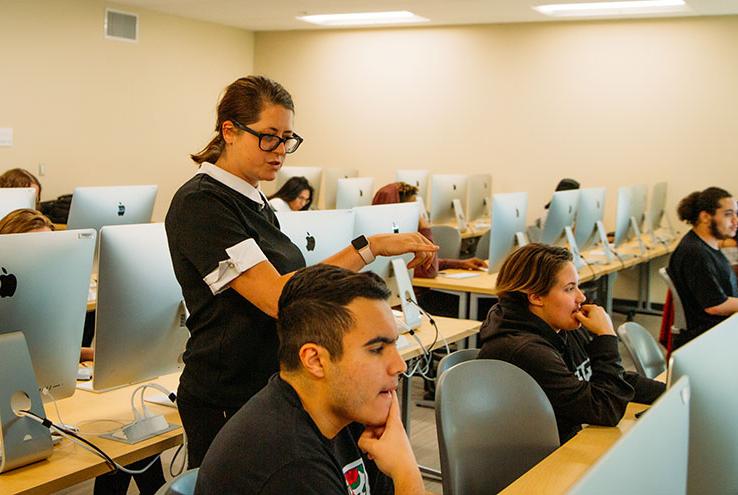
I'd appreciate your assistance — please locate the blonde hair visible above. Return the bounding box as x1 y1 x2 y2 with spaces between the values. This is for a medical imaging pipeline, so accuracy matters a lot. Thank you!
0 209 55 234
495 243 572 299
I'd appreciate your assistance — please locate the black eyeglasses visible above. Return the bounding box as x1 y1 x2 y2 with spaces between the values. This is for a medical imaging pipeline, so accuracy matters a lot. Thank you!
231 120 303 154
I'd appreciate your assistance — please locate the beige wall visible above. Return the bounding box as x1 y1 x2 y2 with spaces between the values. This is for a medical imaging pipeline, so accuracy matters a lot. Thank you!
0 0 254 220
254 16 738 232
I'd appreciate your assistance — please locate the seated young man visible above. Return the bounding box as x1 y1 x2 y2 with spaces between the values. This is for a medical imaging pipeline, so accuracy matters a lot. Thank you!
195 265 428 495
477 243 665 444
668 187 738 349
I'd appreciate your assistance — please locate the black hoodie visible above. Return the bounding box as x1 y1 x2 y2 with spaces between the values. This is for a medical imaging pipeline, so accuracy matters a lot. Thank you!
478 295 665 444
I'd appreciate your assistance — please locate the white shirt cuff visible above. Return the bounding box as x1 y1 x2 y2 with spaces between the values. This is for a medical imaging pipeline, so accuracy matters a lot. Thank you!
203 238 268 295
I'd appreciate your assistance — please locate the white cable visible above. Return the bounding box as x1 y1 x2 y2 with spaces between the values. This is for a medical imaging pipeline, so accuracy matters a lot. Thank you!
41 387 69 429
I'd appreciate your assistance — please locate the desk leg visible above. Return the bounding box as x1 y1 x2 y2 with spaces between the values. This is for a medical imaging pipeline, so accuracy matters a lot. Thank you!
400 361 444 482
400 365 412 433
605 272 616 315
636 260 662 316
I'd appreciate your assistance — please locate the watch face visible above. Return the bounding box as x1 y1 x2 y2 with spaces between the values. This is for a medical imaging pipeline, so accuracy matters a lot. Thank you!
352 235 369 250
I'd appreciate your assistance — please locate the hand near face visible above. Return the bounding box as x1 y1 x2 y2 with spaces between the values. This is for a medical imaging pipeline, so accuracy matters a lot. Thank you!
370 233 439 271
574 304 615 336
358 391 424 494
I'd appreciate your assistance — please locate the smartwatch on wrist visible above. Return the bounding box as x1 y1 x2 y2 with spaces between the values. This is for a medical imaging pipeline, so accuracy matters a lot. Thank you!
351 235 375 265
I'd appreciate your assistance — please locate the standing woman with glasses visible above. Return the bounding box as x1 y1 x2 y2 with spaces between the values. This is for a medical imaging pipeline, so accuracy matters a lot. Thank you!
165 75 437 468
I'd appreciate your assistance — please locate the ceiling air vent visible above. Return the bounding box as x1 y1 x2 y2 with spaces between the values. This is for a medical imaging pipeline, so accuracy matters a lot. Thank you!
105 9 138 42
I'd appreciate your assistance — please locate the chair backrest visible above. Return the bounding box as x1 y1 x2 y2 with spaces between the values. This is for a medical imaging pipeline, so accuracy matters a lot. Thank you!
431 225 462 259
155 468 199 495
658 267 688 331
616 322 666 379
436 360 559 495
474 229 490 260
436 349 480 397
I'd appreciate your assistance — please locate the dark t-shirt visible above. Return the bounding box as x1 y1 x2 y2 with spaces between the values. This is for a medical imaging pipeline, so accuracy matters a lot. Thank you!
668 230 738 337
165 173 305 408
195 375 394 495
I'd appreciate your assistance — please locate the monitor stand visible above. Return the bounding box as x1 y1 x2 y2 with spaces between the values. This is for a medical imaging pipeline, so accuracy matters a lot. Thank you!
564 226 586 270
629 216 647 255
391 258 422 333
452 199 468 232
0 332 53 473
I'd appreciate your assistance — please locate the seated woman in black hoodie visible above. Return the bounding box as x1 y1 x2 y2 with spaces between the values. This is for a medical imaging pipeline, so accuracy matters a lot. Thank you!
478 243 665 444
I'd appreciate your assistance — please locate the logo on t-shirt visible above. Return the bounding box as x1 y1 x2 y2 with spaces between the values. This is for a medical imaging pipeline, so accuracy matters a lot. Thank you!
574 358 593 381
343 458 370 495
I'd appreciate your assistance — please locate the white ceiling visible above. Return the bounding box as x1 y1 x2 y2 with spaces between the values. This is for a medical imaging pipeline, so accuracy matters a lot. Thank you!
112 0 738 31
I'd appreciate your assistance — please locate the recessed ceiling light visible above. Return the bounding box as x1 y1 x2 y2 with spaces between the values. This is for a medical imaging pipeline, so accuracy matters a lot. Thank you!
296 10 429 27
534 0 689 17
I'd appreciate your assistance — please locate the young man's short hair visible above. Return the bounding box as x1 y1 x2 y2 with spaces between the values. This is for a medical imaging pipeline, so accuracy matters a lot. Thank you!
277 265 391 371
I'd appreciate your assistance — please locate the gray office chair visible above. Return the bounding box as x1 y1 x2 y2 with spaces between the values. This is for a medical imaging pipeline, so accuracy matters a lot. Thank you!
431 225 462 259
474 229 490 260
436 349 480 392
658 267 687 334
155 468 199 495
436 360 559 495
616 322 666 379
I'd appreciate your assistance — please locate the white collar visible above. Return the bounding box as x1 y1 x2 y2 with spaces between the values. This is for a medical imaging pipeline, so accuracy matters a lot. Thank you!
197 163 265 205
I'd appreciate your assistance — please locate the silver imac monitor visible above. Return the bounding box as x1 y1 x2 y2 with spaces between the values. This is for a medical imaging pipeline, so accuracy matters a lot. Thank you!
67 185 158 232
336 177 375 210
85 223 188 392
396 169 429 203
540 189 580 246
273 166 322 203
488 192 528 274
0 229 96 400
668 313 738 494
353 203 420 304
574 187 606 252
613 185 633 248
430 174 468 225
645 181 668 235
630 183 648 232
321 168 358 210
276 209 355 266
466 173 492 224
0 187 36 219
568 376 690 495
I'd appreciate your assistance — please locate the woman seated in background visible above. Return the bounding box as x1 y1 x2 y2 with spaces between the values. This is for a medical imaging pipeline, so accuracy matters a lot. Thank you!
0 208 54 233
267 175 313 211
372 182 487 277
0 168 43 207
478 243 664 444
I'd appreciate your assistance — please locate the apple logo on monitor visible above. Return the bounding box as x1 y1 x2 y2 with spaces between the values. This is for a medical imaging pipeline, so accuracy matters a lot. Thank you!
359 190 364 197
117 202 126 217
305 232 316 252
392 222 399 234
0 267 18 298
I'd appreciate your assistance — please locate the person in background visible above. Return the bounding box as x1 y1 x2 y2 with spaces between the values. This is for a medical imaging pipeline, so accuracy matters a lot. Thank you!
372 182 487 277
478 243 664 444
166 75 437 468
196 265 428 495
268 175 313 211
668 187 738 349
0 168 43 207
0 207 163 493
0 208 54 233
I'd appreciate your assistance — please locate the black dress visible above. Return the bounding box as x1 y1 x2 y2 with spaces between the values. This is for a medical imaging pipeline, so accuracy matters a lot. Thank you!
165 166 305 466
